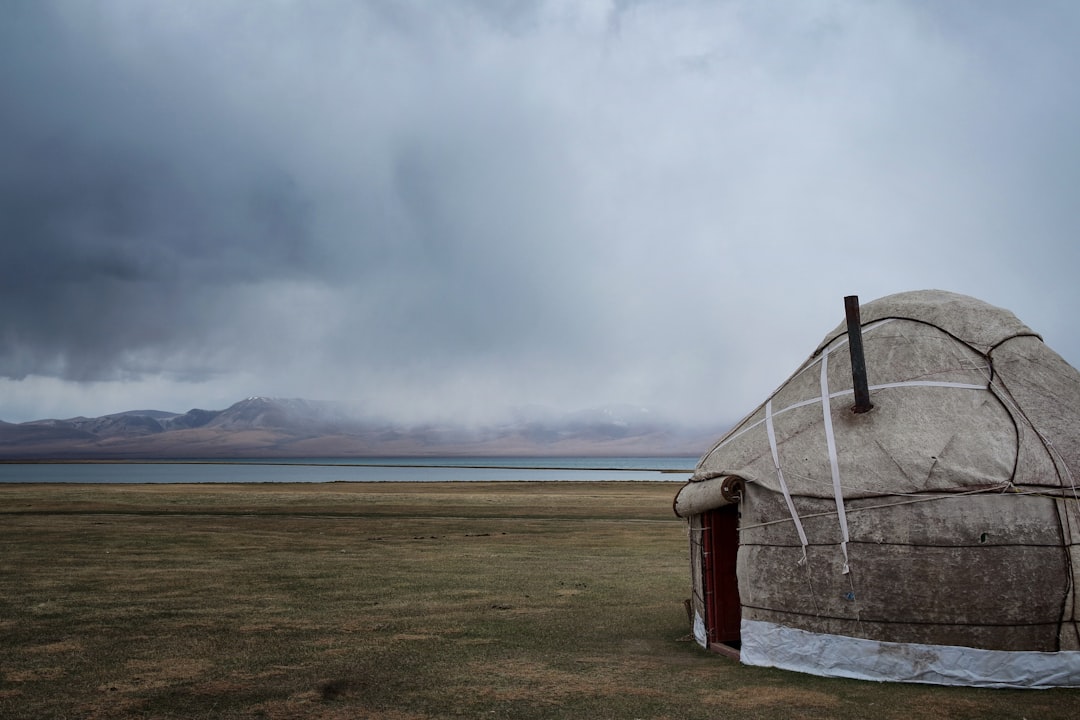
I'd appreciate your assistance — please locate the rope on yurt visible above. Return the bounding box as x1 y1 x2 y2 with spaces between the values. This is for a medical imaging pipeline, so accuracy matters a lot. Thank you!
737 483 1015 532
982 343 1080 643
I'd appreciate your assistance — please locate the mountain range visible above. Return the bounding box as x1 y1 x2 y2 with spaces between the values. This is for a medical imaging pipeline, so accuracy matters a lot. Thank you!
0 397 726 459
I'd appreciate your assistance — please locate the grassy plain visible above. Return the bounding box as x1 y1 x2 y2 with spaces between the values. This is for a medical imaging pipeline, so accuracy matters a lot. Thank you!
1 480 1078 719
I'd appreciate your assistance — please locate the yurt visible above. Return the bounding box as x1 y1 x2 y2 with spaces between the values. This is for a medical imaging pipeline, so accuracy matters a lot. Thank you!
673 290 1080 687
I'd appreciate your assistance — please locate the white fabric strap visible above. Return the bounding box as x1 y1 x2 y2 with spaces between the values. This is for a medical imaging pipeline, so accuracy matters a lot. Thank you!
765 399 810 562
711 381 986 455
871 380 985 392
820 350 851 574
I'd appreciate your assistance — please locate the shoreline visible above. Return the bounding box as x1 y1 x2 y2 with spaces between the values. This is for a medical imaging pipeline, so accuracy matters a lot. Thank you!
0 457 694 472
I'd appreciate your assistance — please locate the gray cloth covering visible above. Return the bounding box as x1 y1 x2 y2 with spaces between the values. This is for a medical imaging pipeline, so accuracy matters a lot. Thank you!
679 289 1078 502
674 289 1080 678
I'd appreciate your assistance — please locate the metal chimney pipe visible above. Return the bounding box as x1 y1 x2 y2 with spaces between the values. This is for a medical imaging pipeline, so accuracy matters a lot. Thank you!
844 295 873 413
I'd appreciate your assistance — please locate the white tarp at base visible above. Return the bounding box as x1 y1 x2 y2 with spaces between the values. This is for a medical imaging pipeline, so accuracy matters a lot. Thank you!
740 619 1080 688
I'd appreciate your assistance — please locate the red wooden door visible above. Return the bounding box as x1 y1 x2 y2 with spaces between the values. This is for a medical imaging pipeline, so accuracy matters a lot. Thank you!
703 504 741 645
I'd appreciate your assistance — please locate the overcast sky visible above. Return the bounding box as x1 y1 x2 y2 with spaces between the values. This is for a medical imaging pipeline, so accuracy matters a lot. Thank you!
2 0 1079 426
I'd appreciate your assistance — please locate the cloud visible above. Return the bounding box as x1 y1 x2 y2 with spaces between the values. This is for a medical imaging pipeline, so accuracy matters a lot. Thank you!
2 1 1079 425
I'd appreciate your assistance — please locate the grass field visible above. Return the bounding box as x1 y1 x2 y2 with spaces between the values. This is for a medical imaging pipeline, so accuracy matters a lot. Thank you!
1 480 1078 719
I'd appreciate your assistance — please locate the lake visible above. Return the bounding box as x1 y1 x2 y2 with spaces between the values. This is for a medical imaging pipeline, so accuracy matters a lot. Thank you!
0 456 697 483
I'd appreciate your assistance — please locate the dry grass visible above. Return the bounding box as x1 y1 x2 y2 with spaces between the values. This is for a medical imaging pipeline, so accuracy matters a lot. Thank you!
1 480 1077 719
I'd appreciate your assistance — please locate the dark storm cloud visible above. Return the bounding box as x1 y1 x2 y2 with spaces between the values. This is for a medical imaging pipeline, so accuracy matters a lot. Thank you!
0 0 597 419
0 2 318 381
2 1 1080 424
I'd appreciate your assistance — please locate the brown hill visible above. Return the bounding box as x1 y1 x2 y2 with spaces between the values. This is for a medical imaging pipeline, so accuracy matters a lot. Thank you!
0 398 724 459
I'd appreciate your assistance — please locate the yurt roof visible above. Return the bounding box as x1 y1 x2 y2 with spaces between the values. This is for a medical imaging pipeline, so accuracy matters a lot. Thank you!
676 289 1080 517
813 289 1038 355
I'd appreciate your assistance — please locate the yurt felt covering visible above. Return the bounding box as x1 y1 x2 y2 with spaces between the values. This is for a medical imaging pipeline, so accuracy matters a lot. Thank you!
674 290 1080 687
